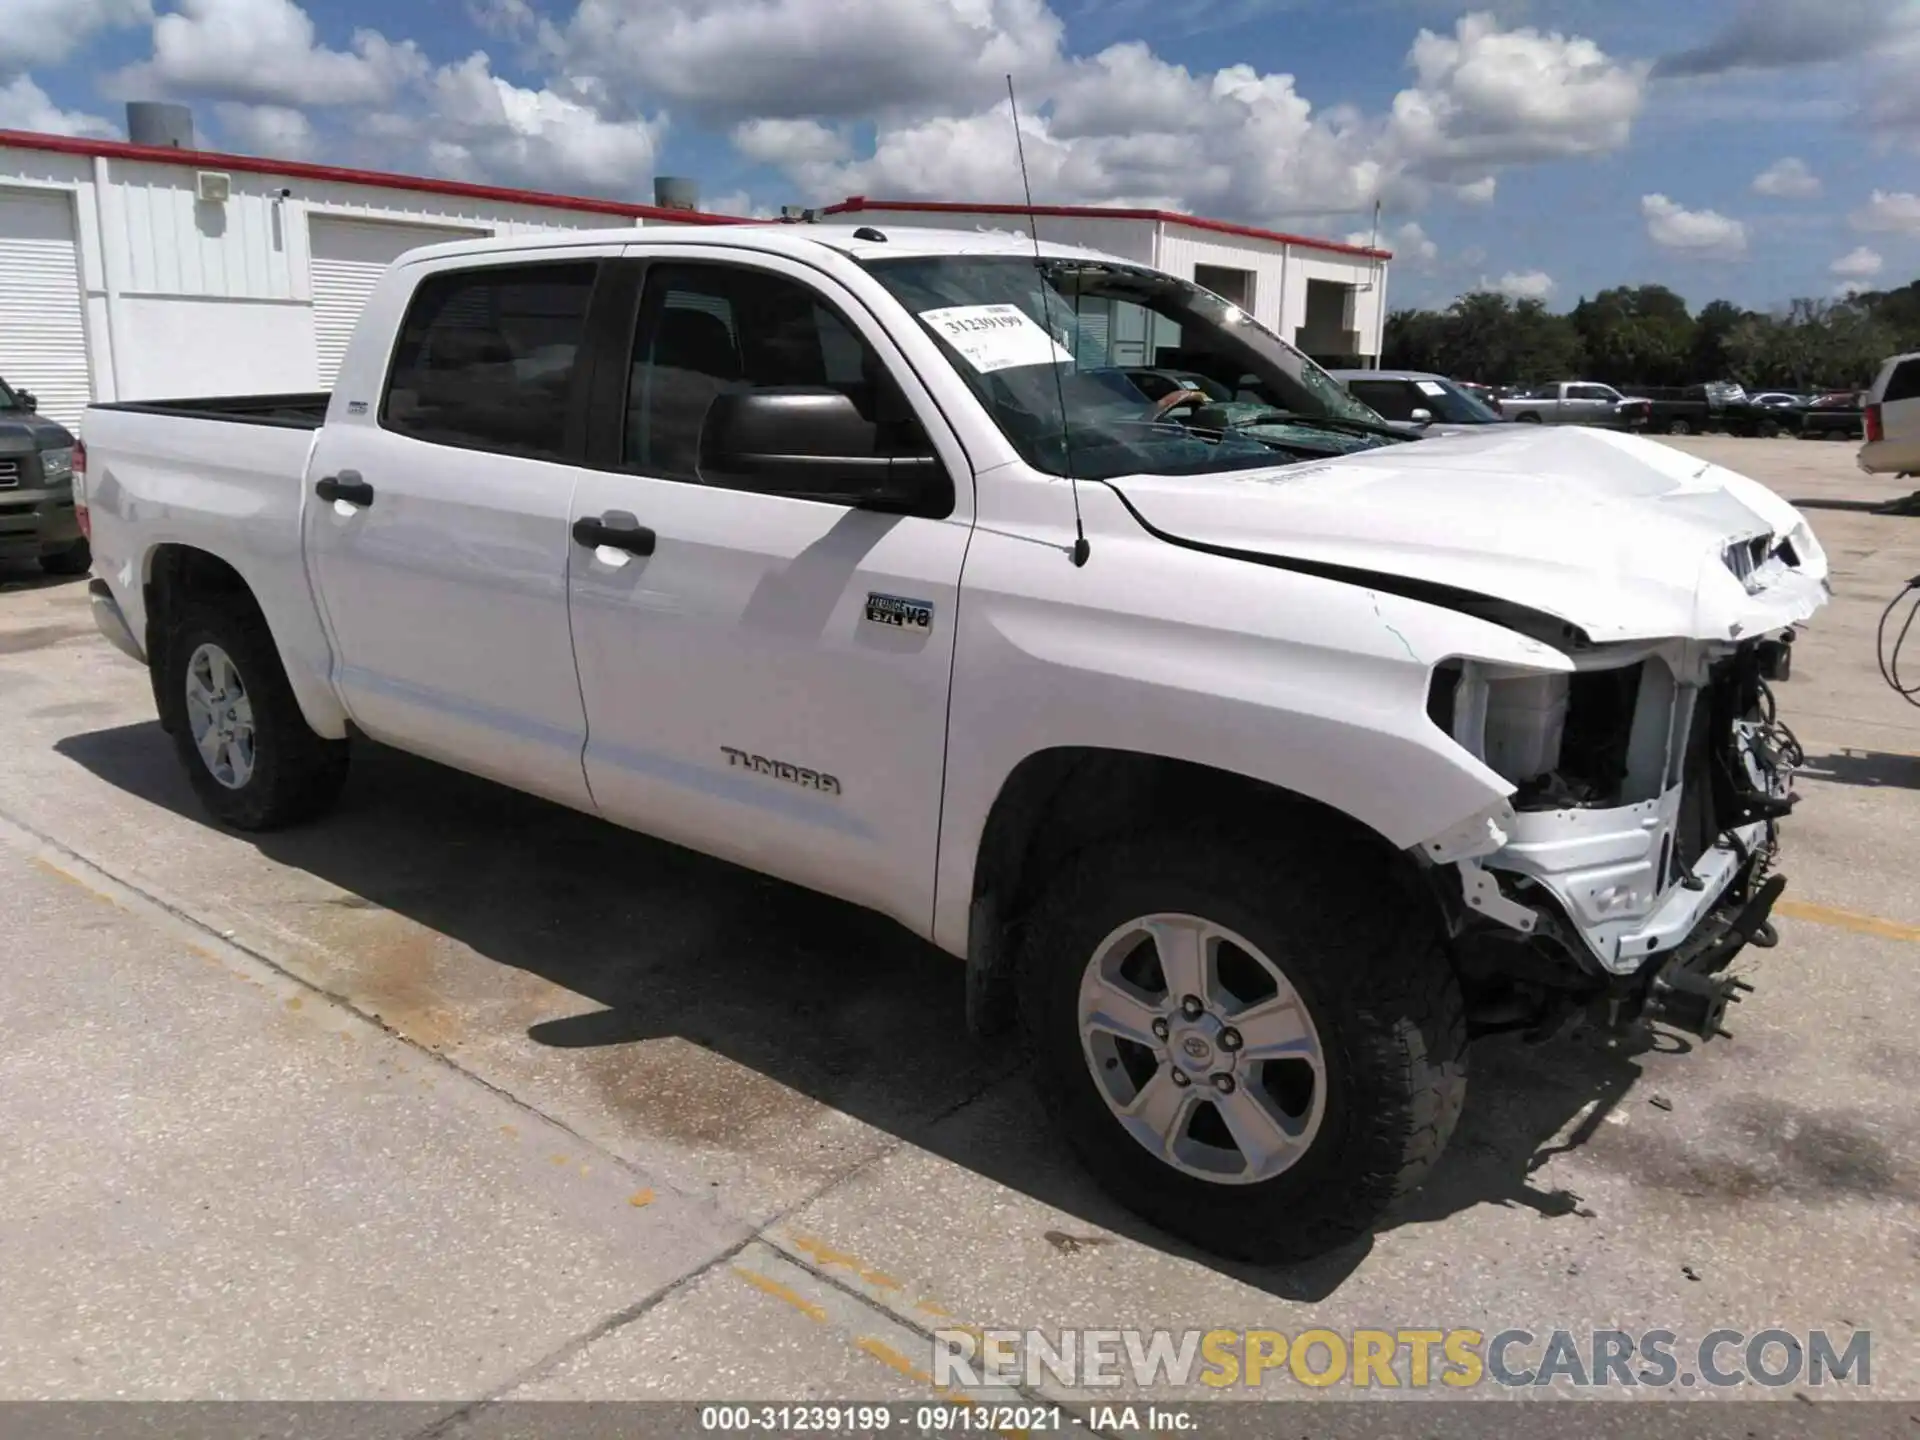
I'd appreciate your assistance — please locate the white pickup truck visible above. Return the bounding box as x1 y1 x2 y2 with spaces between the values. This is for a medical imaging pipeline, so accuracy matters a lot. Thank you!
79 222 1829 1262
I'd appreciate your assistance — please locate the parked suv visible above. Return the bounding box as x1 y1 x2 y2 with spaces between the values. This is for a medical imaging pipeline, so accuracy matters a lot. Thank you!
1862 352 1920 477
0 374 88 575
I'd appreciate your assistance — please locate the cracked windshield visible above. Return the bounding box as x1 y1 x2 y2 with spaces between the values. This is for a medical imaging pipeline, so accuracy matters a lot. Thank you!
862 254 1407 481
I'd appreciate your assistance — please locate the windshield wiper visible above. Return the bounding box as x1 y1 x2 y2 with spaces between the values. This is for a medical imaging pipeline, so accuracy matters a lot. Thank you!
1226 410 1414 443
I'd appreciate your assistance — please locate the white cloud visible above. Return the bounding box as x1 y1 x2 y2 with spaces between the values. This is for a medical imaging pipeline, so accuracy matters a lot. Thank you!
1830 245 1884 278
701 189 778 219
416 52 664 193
731 118 847 167
0 73 116 136
1487 269 1555 300
117 0 427 108
1850 189 1920 235
774 11 1642 226
0 0 150 72
1347 220 1439 269
1386 13 1646 178
1641 193 1749 259
551 0 1065 121
214 103 316 157
1751 156 1820 199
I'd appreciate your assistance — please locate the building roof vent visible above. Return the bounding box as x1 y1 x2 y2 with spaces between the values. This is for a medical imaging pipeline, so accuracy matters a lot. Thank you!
127 102 196 149
653 176 700 212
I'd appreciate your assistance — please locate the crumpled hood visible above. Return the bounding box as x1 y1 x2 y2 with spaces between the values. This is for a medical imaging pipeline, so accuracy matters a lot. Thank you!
1112 425 1830 644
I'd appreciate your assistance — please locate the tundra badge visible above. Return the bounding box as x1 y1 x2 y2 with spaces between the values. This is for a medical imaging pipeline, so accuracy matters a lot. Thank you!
866 593 934 631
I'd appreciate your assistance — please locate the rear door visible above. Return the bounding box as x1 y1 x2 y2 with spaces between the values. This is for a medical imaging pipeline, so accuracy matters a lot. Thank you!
564 248 974 929
303 252 612 810
1566 384 1615 424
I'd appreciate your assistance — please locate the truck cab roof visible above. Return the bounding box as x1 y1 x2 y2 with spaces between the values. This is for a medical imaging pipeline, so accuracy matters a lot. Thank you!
393 222 1130 270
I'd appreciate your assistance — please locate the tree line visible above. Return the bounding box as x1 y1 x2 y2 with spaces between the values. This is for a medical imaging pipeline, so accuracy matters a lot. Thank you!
1382 278 1920 391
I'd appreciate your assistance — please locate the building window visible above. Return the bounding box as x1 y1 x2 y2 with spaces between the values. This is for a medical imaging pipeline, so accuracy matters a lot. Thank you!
1193 264 1256 311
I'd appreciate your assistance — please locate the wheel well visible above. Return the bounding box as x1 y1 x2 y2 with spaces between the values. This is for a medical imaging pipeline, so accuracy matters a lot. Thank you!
143 545 260 732
963 747 1421 1038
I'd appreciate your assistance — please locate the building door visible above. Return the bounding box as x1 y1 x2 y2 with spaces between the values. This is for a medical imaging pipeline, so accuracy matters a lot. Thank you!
0 188 91 429
1193 263 1256 310
309 218 483 387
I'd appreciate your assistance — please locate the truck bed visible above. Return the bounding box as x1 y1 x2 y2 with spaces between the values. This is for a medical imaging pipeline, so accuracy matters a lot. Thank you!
86 392 331 429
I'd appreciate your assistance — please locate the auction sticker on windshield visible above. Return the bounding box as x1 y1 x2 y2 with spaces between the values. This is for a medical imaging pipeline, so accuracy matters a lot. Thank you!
919 304 1073 373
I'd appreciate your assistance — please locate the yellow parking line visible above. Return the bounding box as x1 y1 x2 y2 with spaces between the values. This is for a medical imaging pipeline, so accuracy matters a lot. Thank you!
1775 899 1920 945
730 1265 829 1323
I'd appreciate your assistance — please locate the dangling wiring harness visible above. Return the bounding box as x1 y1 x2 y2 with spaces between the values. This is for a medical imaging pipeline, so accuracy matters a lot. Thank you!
1879 574 1920 709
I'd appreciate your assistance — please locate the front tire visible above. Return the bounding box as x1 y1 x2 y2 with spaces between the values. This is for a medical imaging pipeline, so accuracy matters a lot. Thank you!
1018 832 1467 1263
162 601 349 830
1514 412 1542 424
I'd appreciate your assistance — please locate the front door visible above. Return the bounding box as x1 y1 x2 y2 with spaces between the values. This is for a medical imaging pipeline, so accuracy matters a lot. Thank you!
304 254 605 810
565 251 973 929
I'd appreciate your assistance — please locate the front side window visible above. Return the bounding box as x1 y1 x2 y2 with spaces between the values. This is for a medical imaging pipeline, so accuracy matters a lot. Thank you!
382 262 597 459
0 376 19 412
624 262 936 502
1403 377 1500 424
1346 380 1419 421
860 254 1400 482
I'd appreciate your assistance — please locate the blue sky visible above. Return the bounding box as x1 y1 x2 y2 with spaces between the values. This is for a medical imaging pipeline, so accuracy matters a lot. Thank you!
5 0 1917 311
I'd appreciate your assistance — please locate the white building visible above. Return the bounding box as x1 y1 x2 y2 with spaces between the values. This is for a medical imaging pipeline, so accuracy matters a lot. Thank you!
0 126 736 429
0 125 1391 432
825 198 1391 371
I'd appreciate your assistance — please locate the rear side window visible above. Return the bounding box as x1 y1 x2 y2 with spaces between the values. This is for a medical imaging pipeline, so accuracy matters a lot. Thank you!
382 262 598 459
1346 380 1417 420
1884 359 1920 404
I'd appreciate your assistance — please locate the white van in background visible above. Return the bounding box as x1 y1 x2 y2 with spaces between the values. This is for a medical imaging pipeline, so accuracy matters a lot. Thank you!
1861 351 1920 478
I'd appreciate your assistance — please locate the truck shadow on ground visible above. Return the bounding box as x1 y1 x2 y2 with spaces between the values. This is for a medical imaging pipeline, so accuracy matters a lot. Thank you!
0 559 87 594
1796 748 1920 792
60 722 1655 1301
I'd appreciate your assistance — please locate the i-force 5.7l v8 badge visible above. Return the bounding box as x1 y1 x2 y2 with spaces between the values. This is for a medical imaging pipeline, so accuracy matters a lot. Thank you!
865 593 935 631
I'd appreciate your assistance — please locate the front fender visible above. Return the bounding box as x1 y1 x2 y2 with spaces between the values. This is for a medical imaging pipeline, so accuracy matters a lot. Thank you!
931 511 1561 955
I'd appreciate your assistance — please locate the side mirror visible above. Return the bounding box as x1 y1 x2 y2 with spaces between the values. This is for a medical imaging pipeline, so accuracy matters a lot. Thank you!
17 390 36 413
1409 407 1433 425
698 388 947 515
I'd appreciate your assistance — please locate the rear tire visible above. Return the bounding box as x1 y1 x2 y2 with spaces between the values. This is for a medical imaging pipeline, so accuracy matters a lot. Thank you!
1667 419 1693 436
39 539 90 576
1514 412 1542 424
1757 418 1781 439
1018 831 1467 1263
161 601 349 830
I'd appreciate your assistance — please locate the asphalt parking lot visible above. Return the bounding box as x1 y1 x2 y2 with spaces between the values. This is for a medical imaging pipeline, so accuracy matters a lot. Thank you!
2 435 1917 1420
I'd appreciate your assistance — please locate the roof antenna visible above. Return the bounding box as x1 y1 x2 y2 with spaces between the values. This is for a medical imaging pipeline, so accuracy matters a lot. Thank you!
1007 73 1088 568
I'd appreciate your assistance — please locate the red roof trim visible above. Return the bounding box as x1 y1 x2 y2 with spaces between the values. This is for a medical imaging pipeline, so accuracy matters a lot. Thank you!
0 129 751 224
824 196 1391 260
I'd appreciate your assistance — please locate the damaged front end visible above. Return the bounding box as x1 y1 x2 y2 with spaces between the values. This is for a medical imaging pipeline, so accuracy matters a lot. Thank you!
1420 626 1806 1043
